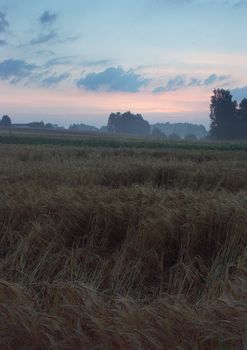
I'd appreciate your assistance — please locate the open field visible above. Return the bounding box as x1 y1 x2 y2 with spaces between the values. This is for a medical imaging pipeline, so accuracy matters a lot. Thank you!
2 128 247 151
1 134 247 349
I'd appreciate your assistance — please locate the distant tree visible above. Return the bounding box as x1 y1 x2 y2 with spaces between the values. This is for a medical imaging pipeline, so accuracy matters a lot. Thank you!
108 112 120 133
45 123 54 129
100 126 108 133
69 123 98 132
28 121 45 128
151 122 208 139
240 98 247 111
209 89 237 139
239 98 247 122
235 98 247 139
184 134 197 141
107 111 150 135
1 115 12 126
151 127 166 139
168 133 181 141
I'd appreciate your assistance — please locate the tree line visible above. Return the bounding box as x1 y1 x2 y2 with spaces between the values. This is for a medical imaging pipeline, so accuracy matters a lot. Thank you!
107 113 206 140
2 88 246 140
107 90 247 140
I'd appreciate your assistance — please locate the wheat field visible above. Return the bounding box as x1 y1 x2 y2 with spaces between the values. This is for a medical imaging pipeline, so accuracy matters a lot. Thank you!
1 140 247 349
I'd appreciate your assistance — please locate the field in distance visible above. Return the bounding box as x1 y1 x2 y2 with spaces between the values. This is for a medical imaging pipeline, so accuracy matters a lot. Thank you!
1 127 247 151
0 133 247 349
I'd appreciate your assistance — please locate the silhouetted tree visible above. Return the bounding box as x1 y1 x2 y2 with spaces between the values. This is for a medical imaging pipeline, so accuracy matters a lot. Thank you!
151 127 166 139
108 111 150 135
1 115 12 126
240 98 247 111
100 126 108 133
45 123 54 129
69 123 98 132
210 89 237 139
168 133 181 141
184 134 197 141
234 98 247 139
239 98 247 122
28 121 45 128
152 122 208 139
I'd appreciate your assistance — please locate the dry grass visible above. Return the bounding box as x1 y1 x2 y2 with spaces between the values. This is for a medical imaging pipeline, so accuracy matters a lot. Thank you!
0 142 247 349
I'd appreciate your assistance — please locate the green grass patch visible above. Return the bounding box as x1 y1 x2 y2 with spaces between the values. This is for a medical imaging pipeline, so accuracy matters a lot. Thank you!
1 133 247 151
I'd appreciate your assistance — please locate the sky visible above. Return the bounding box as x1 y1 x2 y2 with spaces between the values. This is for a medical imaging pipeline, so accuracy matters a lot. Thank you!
0 0 247 127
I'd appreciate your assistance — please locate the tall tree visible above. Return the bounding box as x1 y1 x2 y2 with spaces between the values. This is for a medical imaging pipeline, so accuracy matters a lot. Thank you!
239 98 247 116
1 115 12 126
236 98 247 139
210 89 237 139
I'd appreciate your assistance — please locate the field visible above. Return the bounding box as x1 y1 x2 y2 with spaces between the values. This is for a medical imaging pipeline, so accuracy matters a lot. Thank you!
1 132 247 349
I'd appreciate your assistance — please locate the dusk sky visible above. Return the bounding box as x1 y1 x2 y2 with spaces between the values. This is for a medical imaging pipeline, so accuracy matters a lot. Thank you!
0 0 247 127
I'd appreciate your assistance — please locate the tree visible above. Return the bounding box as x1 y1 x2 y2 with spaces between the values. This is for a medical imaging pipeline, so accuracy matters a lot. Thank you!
239 98 247 122
28 121 45 128
151 127 166 139
45 123 54 129
100 126 108 133
239 98 247 112
107 111 150 135
209 89 237 139
184 134 197 141
69 123 98 132
168 133 181 141
235 98 247 139
1 115 12 126
152 122 208 139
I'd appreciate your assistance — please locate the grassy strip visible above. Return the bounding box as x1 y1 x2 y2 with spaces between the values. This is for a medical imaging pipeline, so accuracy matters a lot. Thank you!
1 133 247 151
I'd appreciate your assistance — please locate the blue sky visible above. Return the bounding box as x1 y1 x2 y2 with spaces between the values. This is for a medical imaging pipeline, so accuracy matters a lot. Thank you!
0 0 247 127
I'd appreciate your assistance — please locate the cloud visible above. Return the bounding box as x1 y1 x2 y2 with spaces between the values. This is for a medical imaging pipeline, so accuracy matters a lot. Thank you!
0 57 71 87
36 49 55 56
81 59 113 67
40 11 57 25
45 56 74 67
0 59 36 82
153 74 229 94
0 39 7 46
0 12 8 33
77 67 149 92
58 34 81 44
152 86 167 94
146 0 193 10
41 72 70 87
30 31 57 45
203 74 228 85
231 85 247 100
153 76 188 94
165 76 186 91
233 1 247 9
45 57 112 69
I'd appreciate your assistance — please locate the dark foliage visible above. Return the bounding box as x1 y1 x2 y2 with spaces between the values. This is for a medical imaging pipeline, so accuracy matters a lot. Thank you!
184 134 197 141
28 121 59 129
210 89 247 140
1 115 12 126
108 111 151 135
168 133 181 141
152 122 207 139
151 127 166 139
69 123 99 132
